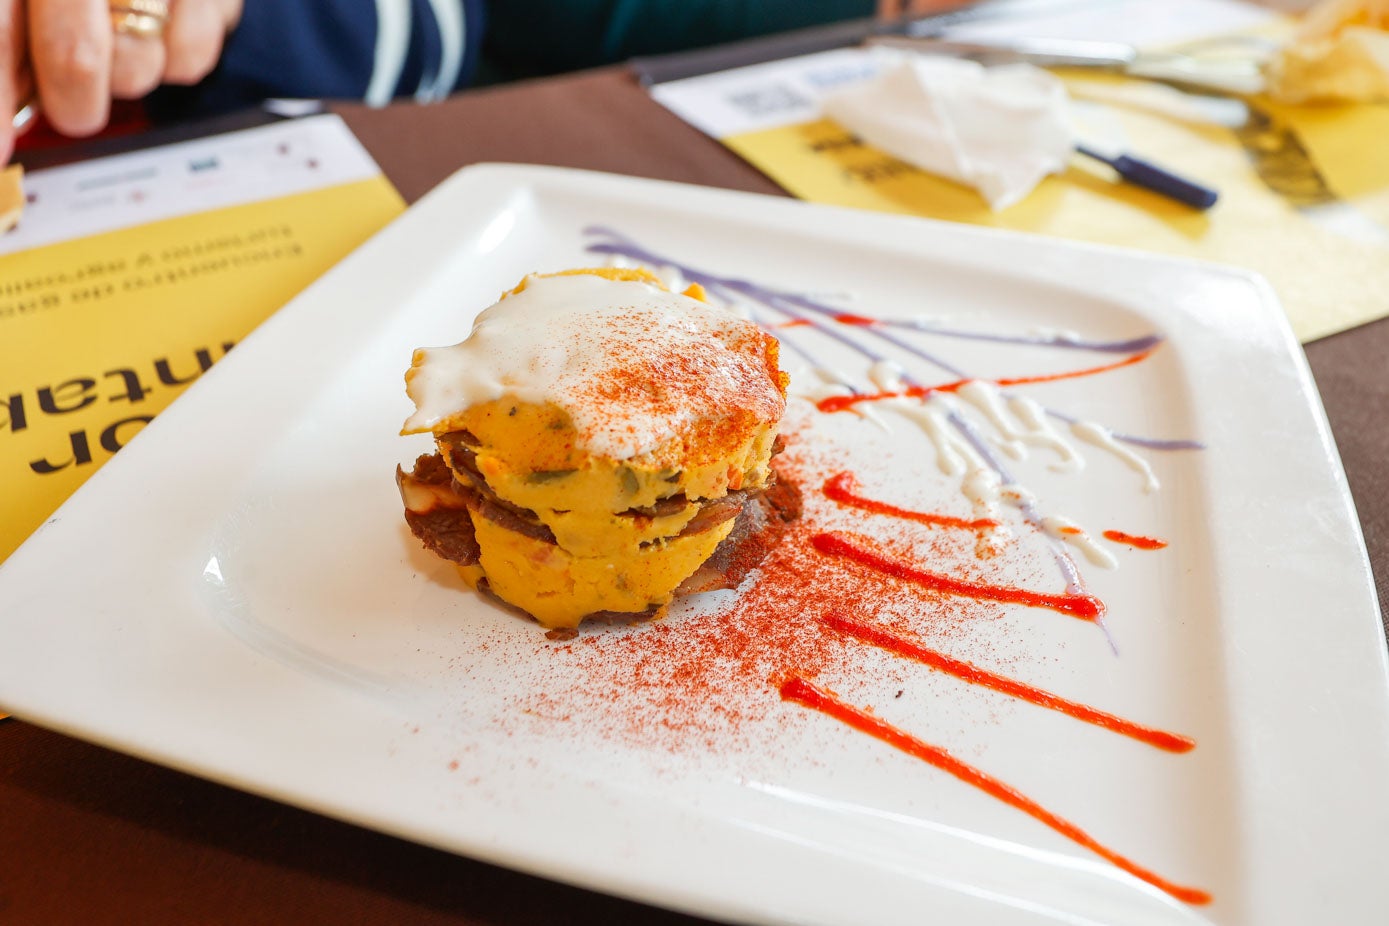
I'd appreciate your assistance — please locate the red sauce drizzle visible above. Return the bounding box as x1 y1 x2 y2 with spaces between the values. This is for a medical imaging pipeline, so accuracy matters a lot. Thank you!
993 348 1155 387
779 676 1212 905
823 472 999 531
821 613 1194 753
775 319 812 329
818 385 932 413
812 532 1105 621
833 313 878 326
816 349 1156 414
1103 530 1168 550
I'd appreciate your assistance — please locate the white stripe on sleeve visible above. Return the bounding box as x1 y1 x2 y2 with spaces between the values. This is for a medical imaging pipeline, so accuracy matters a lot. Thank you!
418 0 466 102
366 0 412 106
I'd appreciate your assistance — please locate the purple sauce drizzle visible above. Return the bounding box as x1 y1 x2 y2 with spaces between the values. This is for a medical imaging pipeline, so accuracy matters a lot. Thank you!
584 226 1204 452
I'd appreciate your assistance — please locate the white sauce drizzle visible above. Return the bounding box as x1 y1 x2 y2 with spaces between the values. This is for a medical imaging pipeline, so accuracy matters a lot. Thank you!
654 265 688 294
954 380 1026 460
1041 516 1118 569
1070 420 1160 493
961 462 1003 514
1006 394 1082 471
812 367 853 387
850 360 909 431
792 360 1159 570
897 397 973 476
867 359 905 392
867 363 970 475
999 483 1035 509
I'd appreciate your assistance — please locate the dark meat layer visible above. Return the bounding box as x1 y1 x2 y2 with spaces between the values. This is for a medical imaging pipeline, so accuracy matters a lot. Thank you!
400 451 556 551
760 473 803 524
674 467 803 596
657 489 749 539
621 493 690 518
397 455 481 566
465 485 557 544
437 434 559 542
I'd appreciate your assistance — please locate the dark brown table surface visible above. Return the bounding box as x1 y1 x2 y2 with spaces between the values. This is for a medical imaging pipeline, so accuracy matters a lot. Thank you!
3 67 1386 924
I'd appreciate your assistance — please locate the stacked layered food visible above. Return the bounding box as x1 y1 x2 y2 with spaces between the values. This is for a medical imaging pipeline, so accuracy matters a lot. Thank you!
397 267 792 630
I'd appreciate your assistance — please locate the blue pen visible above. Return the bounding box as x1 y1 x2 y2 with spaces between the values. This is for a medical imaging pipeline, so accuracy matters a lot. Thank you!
1075 144 1219 210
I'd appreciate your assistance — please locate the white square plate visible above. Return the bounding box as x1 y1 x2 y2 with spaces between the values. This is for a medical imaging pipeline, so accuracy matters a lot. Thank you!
2 165 1386 925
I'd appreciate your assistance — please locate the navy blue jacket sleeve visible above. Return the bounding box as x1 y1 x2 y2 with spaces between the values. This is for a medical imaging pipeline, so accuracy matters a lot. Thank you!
151 0 484 118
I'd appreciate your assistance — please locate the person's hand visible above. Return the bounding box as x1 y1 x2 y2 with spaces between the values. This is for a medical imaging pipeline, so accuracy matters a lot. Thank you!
0 0 31 164
1 0 243 163
32 0 243 131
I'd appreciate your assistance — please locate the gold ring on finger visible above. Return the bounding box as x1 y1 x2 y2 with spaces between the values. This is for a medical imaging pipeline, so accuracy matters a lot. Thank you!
110 0 171 39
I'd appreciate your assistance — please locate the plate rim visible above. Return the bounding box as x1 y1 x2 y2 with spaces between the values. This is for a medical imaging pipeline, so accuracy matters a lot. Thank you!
2 162 1386 925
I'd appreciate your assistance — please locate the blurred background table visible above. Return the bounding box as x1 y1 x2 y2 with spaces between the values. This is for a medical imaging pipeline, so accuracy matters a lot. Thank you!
2 63 1385 924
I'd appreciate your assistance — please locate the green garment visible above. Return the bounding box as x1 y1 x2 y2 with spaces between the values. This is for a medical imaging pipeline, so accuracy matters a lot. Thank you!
481 0 877 83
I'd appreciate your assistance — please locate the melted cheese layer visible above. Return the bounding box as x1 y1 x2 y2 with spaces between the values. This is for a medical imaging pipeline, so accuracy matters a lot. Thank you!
462 513 738 629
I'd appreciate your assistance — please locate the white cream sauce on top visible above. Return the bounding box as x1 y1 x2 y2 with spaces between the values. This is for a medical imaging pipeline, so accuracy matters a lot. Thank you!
402 274 785 460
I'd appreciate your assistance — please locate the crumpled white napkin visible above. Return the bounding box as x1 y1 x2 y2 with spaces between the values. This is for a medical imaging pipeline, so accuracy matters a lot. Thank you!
822 52 1074 211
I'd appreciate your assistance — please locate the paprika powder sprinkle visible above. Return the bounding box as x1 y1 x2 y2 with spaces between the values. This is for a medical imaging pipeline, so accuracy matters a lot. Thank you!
520 426 1205 905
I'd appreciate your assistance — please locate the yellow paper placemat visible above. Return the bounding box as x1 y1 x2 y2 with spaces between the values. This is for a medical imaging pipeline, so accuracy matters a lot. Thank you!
0 119 405 720
723 80 1389 343
0 176 403 564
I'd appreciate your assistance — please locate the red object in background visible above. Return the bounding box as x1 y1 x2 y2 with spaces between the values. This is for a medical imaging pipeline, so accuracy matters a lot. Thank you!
14 100 152 154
